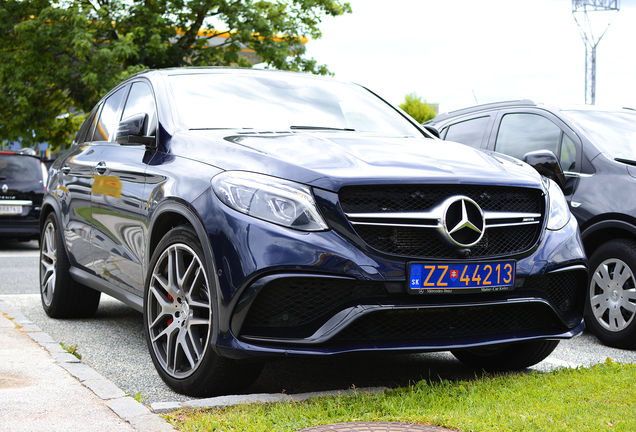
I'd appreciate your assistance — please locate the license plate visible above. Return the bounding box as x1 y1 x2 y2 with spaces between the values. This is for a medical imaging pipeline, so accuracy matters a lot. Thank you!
0 205 22 215
408 261 515 294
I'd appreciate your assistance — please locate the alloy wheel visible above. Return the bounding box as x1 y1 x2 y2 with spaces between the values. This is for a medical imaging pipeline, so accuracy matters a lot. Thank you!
146 243 212 379
40 221 57 307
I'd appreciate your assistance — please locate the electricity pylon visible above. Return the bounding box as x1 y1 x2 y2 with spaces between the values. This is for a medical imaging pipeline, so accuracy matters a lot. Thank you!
572 0 620 105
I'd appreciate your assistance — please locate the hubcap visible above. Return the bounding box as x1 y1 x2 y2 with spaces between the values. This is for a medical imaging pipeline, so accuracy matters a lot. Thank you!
590 258 636 332
147 243 212 379
40 221 57 306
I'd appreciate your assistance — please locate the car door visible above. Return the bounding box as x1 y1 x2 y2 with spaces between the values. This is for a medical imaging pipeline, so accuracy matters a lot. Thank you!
55 105 105 272
487 110 584 202
90 80 158 295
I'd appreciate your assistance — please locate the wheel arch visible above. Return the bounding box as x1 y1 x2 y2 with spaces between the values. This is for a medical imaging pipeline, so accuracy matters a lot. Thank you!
146 199 219 300
582 219 636 257
39 196 60 234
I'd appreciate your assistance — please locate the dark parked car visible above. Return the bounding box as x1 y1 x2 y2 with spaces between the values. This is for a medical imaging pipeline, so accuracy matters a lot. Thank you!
426 99 636 349
0 150 48 241
41 70 587 397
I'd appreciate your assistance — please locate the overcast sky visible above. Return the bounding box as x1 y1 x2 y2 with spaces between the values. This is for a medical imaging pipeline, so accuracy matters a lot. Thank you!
303 0 636 114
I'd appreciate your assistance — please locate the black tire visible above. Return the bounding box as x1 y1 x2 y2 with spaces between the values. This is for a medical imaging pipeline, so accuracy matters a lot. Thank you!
585 239 636 349
39 213 101 318
143 225 262 397
451 340 560 372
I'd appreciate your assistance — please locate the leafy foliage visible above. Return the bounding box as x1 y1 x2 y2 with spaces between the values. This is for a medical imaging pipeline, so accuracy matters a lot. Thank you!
399 92 436 124
0 0 351 150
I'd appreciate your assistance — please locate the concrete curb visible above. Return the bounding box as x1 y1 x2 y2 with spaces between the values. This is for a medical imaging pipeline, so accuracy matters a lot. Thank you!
150 387 390 414
0 299 394 431
0 300 176 432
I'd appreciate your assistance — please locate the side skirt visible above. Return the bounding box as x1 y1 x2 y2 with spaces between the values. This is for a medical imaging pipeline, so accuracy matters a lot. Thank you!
69 267 143 312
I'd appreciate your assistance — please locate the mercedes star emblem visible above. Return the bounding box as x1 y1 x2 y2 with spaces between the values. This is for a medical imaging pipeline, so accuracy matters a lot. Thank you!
443 196 485 247
1 184 7 194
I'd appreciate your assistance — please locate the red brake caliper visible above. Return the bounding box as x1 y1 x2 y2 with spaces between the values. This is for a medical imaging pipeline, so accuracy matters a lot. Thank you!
167 293 174 326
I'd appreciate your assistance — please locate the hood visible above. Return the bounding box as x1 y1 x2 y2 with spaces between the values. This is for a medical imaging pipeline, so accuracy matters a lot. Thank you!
172 130 543 192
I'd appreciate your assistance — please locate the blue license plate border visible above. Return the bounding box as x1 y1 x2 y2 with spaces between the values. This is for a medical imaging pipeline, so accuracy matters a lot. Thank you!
407 260 516 294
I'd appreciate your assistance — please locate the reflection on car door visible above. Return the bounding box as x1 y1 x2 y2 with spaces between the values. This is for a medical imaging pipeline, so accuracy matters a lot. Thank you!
57 106 104 272
90 81 158 295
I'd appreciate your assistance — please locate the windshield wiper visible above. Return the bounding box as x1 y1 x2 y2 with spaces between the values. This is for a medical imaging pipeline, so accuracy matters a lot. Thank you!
290 126 355 131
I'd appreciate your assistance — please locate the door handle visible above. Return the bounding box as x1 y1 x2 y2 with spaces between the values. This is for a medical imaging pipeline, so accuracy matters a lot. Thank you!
60 166 71 175
95 161 107 175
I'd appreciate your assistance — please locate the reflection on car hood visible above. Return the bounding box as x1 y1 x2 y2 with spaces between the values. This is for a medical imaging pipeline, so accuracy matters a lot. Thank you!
178 130 542 191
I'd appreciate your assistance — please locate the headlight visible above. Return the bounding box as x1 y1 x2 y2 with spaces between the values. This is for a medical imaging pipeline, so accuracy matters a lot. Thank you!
545 177 570 231
212 171 329 232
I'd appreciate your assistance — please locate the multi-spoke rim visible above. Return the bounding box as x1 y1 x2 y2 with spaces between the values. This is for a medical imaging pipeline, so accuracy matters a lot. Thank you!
40 221 57 307
590 258 636 332
147 243 212 379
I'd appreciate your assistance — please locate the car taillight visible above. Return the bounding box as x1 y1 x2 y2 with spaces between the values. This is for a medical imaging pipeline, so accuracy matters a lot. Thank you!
41 162 49 191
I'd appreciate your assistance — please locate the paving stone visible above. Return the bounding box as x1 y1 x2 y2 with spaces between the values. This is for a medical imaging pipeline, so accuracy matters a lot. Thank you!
50 351 81 363
128 413 178 432
59 362 106 382
83 378 127 400
107 396 151 419
27 331 56 344
20 323 42 332
150 402 185 414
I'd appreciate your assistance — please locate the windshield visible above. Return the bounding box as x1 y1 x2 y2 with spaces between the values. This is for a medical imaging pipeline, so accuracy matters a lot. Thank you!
563 110 636 161
168 72 423 136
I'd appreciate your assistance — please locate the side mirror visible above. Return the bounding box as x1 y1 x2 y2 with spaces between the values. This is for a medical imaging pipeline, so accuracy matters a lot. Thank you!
423 125 440 139
523 149 566 190
116 113 155 146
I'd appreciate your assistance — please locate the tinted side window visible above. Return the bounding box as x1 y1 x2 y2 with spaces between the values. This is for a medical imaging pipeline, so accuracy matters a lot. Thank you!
560 134 577 172
91 87 127 142
444 116 490 148
74 106 99 145
495 114 560 159
121 82 157 136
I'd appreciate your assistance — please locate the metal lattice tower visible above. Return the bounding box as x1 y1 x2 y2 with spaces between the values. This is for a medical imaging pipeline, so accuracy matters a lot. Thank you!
572 0 620 105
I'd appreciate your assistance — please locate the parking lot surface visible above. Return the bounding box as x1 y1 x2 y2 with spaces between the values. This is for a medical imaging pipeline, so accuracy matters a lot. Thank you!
3 239 636 408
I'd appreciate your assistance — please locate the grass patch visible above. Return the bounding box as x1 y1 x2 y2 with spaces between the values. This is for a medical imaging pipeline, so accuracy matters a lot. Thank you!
134 391 146 404
60 342 81 360
165 359 635 432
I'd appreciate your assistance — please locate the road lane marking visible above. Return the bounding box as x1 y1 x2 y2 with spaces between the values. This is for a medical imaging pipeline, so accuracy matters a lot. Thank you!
0 252 40 258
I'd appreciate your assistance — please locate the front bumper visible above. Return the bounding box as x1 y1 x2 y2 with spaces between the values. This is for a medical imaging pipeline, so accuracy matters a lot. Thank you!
195 188 587 360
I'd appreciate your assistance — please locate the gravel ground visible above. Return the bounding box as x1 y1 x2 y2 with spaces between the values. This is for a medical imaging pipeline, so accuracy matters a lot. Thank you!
2 292 636 407
3 239 636 406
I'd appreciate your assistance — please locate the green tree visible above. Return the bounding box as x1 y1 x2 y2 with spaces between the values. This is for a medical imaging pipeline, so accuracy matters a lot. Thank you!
0 0 351 150
399 92 436 123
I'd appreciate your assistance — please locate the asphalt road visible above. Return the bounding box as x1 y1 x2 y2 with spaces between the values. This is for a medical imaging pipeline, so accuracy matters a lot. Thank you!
3 238 636 406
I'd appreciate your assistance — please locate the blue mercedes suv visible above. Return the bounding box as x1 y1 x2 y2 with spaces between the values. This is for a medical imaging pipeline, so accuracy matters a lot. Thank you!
40 68 587 396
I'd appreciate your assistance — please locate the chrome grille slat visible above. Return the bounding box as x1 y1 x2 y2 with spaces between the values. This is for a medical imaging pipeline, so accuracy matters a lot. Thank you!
339 185 544 259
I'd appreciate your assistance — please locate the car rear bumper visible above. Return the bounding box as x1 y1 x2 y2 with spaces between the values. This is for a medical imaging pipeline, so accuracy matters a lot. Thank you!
0 218 40 239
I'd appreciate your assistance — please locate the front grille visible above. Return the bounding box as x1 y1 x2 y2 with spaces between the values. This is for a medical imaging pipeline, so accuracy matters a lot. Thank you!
339 184 544 259
353 224 540 259
521 270 586 312
333 303 560 341
340 185 542 214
